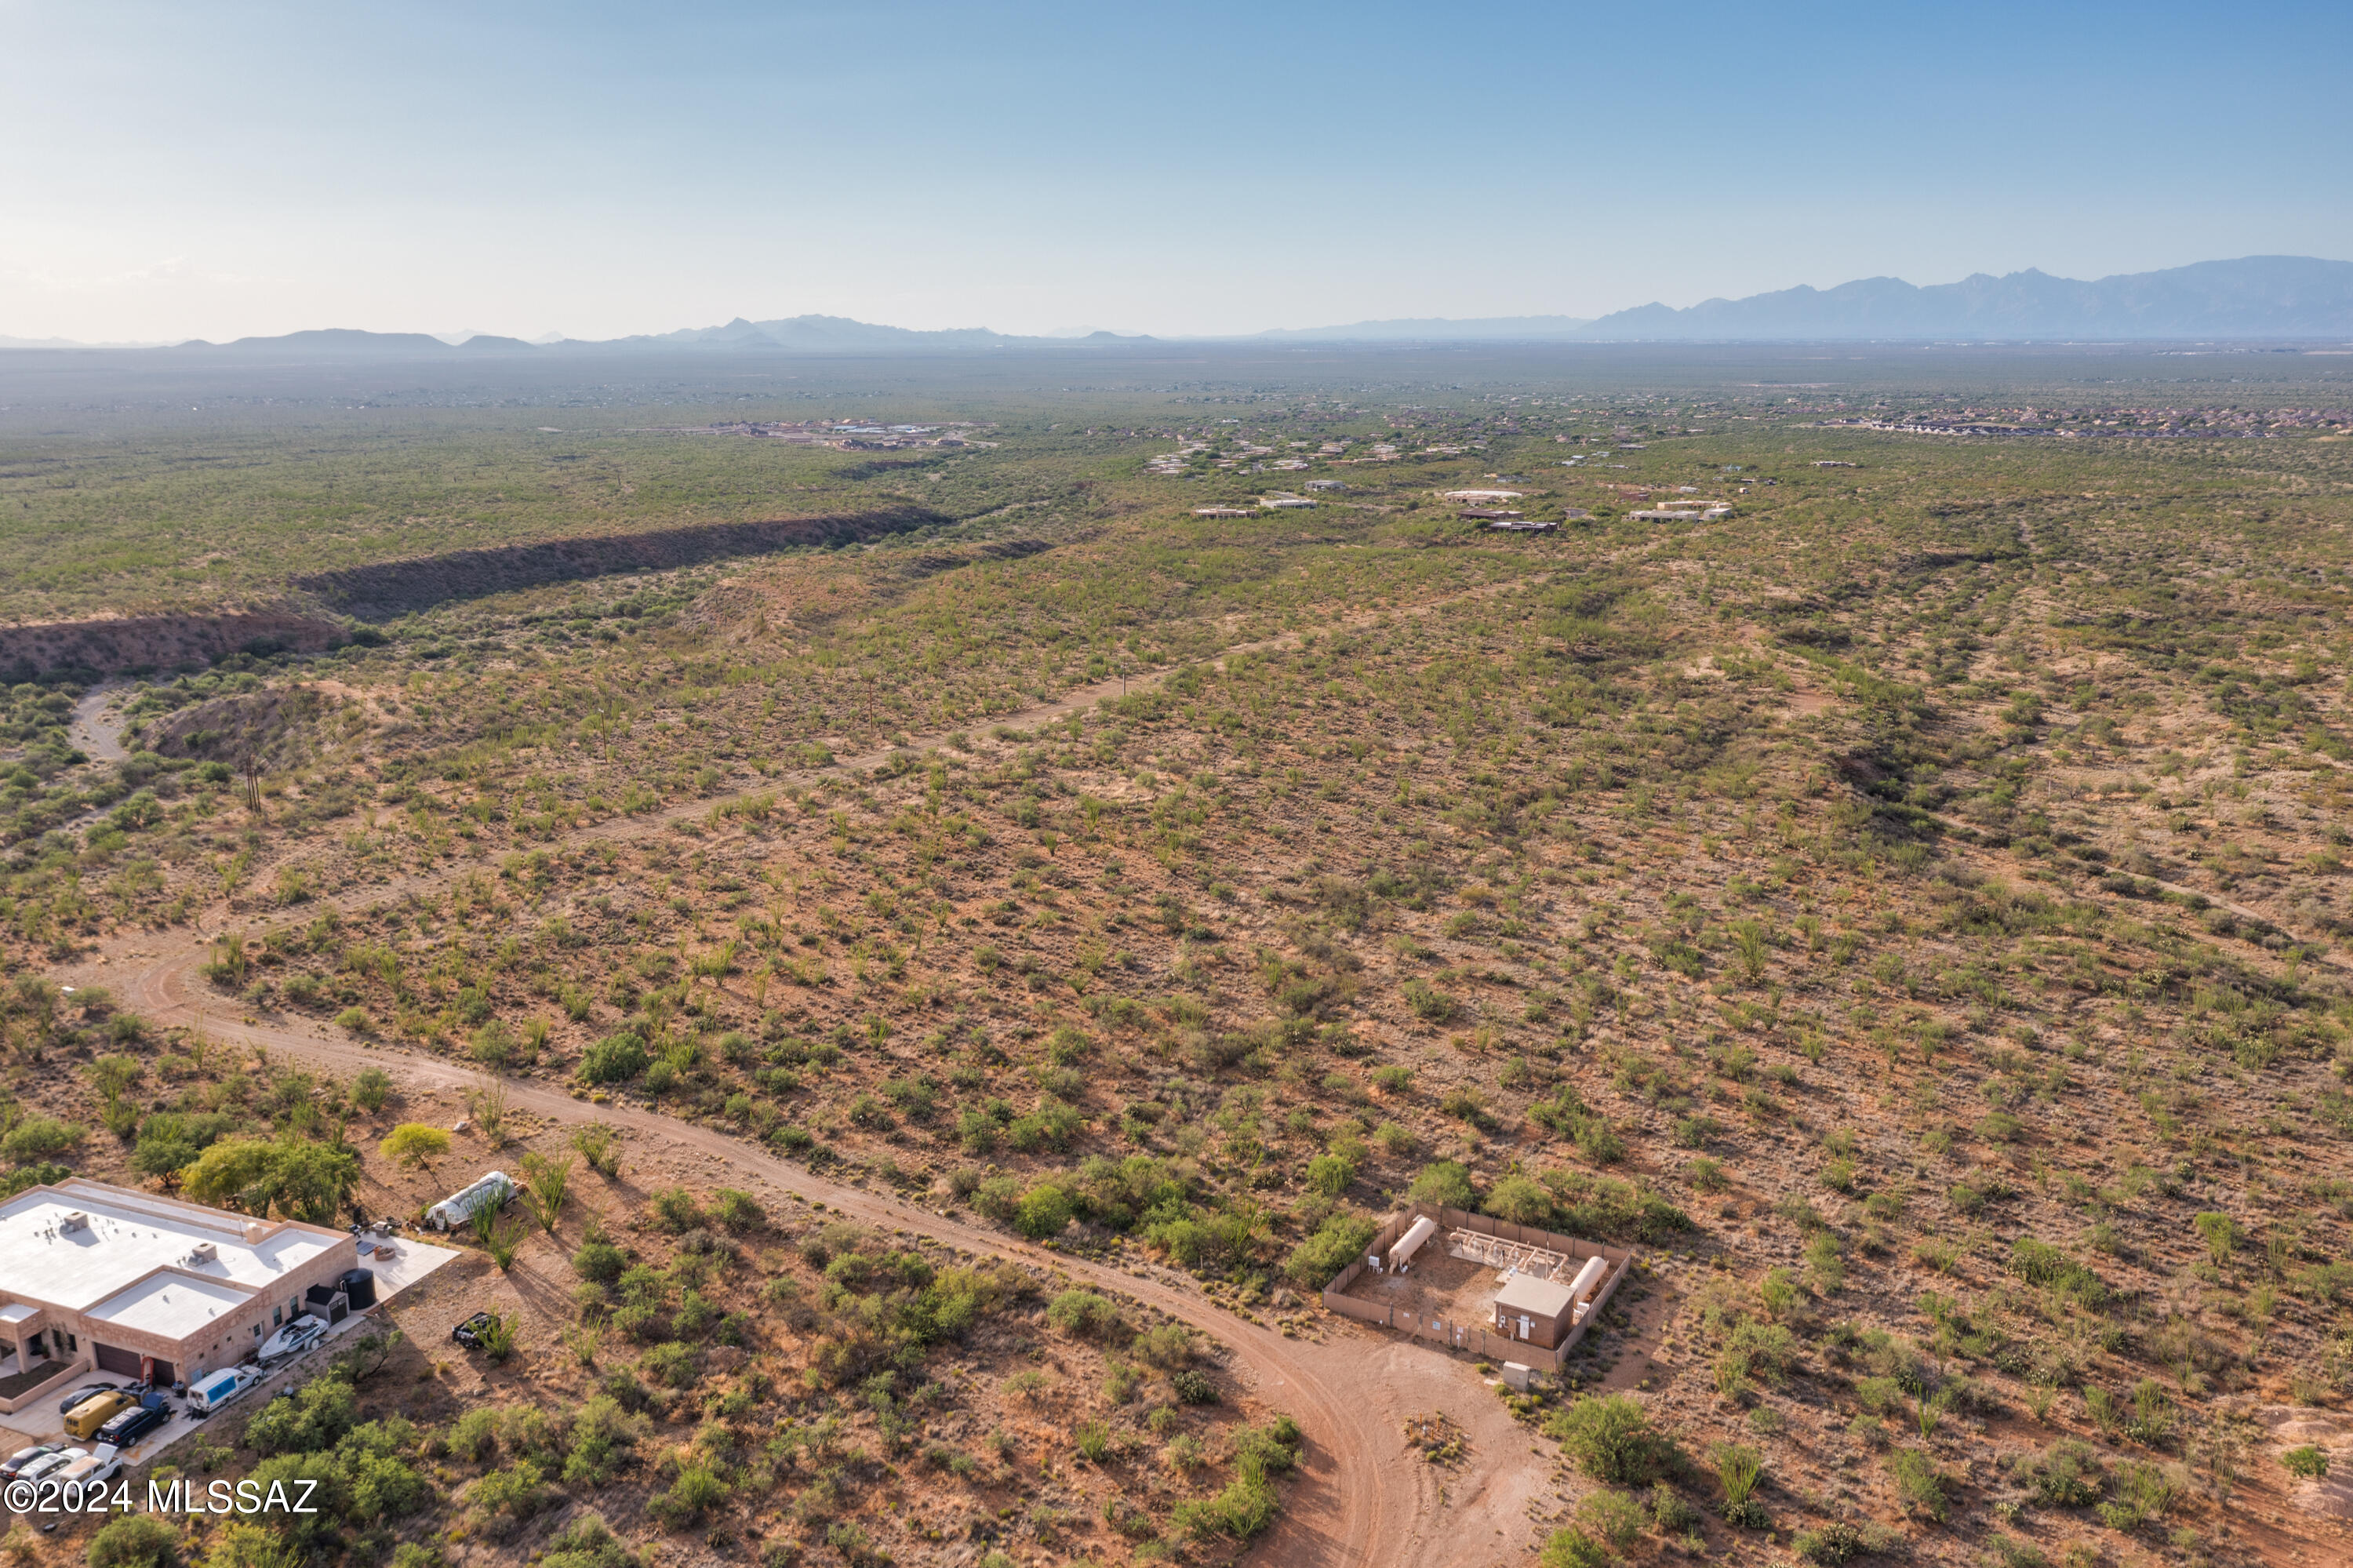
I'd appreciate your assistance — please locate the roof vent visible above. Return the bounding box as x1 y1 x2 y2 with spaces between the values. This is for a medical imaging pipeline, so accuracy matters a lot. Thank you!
187 1242 219 1265
57 1212 89 1235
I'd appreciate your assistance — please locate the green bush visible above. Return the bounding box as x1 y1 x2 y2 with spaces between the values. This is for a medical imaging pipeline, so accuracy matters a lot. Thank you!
1546 1395 1681 1486
1886 1446 1947 1520
1409 1159 1477 1208
467 1458 549 1533
650 1463 729 1523
1046 1290 1122 1337
578 1031 649 1085
2 1115 82 1163
86 1515 180 1568
2013 1437 2105 1506
541 1514 642 1568
1575 1489 1646 1549
1485 1174 1556 1225
573 1235 627 1284
351 1069 391 1112
1013 1182 1075 1238
1538 1530 1612 1568
1791 1522 1889 1565
1282 1213 1377 1287
245 1377 358 1457
2284 1444 2330 1479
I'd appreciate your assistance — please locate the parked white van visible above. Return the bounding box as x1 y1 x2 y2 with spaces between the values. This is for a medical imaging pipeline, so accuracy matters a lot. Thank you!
187 1366 259 1416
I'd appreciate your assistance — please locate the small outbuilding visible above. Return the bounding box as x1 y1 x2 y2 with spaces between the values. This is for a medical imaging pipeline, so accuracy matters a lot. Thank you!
1493 1273 1578 1349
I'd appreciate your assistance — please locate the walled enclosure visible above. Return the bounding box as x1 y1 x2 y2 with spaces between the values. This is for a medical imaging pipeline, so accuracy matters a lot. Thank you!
1318 1203 1634 1373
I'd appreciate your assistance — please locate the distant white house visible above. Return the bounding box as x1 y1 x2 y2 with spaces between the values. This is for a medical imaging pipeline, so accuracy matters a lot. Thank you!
1305 479 1347 491
1442 489 1525 502
1260 496 1317 509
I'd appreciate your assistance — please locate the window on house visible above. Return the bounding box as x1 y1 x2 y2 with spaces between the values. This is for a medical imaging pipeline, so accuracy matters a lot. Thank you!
272 1308 282 1326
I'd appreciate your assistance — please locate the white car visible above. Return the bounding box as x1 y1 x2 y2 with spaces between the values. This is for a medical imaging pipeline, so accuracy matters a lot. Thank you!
16 1447 86 1484
258 1315 329 1366
53 1446 121 1488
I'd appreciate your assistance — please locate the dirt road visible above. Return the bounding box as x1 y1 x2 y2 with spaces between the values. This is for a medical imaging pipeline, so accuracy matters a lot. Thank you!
64 577 1583 1566
69 683 128 762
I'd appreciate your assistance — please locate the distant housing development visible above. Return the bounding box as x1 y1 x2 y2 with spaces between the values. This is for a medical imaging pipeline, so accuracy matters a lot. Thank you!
0 1179 359 1407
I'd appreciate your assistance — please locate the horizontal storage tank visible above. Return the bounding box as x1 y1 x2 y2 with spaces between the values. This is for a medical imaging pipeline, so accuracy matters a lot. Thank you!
1566 1254 1609 1319
1387 1215 1438 1271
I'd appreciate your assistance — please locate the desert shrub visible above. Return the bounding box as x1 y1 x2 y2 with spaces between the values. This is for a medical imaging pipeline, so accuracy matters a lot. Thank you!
378 1123 449 1169
1485 1174 1556 1226
1791 1522 1895 1565
540 1515 642 1568
2097 1459 2186 1530
1169 1418 1299 1541
641 1342 699 1390
561 1397 640 1486
467 1458 549 1533
1409 1159 1477 1208
2007 1237 2107 1308
1537 1530 1611 1568
2193 1210 2237 1267
578 1031 649 1085
245 1377 358 1456
351 1069 391 1112
1283 1213 1377 1286
194 1522 298 1568
649 1463 729 1523
1714 1442 1767 1527
1046 1290 1122 1338
1133 1323 1197 1370
709 1188 763 1231
1546 1395 1681 1486
1013 1182 1075 1238
2284 1444 2330 1479
650 1187 704 1231
573 1234 627 1285
1 1116 80 1163
1886 1447 1947 1520
1575 1489 1646 1550
86 1515 179 1568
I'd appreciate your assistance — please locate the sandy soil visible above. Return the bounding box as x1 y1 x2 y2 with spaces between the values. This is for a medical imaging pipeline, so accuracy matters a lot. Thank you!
62 582 1638 1568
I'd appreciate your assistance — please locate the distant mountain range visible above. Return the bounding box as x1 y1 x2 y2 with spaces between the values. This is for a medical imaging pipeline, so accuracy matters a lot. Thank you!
1569 256 2353 340
1249 315 1592 342
6 257 2348 354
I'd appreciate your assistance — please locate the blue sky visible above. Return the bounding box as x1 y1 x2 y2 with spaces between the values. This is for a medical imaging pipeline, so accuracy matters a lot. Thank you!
3 0 2348 341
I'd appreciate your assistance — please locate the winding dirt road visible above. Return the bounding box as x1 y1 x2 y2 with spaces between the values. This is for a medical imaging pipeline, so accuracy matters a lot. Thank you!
62 583 1576 1566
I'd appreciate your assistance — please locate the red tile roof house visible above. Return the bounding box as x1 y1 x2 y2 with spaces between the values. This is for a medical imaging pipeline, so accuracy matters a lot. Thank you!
0 1179 357 1411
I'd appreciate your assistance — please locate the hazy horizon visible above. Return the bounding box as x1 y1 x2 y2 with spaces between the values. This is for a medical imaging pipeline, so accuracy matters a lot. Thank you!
5 0 2348 344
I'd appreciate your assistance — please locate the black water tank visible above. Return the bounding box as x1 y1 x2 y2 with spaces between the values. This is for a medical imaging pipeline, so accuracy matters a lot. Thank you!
340 1268 377 1310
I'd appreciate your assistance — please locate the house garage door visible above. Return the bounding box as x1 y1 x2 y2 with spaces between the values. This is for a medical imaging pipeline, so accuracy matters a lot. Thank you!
93 1342 142 1377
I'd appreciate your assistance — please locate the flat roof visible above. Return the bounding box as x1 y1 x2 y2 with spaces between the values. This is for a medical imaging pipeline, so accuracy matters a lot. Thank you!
0 1181 343 1317
1495 1274 1577 1319
0 1304 38 1324
87 1272 251 1340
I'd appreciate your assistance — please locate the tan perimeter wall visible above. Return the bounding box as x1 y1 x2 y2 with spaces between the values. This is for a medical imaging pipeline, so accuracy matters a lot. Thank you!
1318 1204 1634 1373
